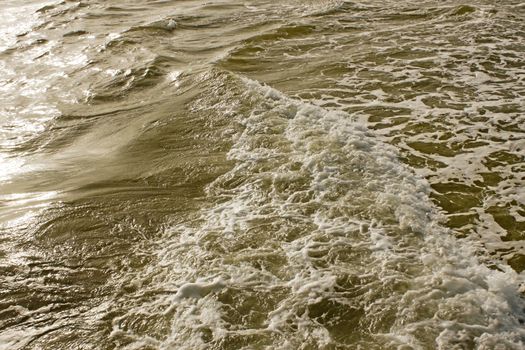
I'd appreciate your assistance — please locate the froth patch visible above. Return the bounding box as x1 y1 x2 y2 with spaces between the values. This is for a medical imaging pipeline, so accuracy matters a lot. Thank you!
107 71 525 349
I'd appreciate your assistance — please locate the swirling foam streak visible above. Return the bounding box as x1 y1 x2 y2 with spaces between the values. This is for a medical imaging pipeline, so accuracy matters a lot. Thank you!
110 72 525 349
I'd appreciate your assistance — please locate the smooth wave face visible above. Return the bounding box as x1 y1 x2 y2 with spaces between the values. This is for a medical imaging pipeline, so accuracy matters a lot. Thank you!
0 1 524 349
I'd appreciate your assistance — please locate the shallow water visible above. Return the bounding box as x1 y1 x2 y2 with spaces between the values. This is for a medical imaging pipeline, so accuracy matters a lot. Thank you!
0 1 524 349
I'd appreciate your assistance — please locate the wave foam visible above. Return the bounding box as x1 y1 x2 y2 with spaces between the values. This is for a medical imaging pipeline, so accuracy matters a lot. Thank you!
108 71 525 349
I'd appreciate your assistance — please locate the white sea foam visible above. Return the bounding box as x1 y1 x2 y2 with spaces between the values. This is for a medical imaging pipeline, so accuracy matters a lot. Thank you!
1 1 522 349
108 71 525 349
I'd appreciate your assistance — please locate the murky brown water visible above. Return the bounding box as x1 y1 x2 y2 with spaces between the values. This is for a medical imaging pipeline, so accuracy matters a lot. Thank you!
1 1 524 349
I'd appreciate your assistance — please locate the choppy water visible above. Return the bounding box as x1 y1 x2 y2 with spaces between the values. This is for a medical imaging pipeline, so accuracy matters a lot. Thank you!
0 0 524 349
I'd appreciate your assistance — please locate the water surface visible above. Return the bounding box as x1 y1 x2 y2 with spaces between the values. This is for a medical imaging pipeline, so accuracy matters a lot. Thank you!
0 1 524 349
